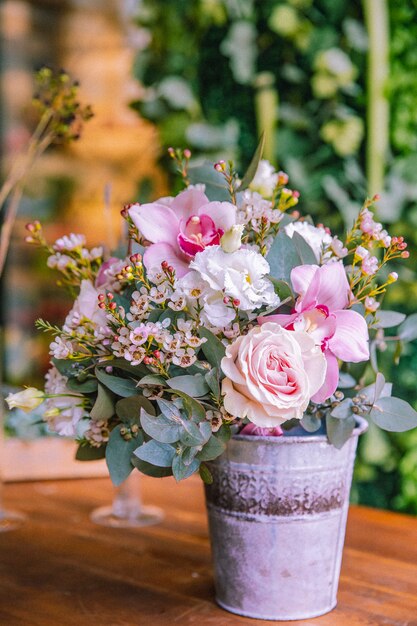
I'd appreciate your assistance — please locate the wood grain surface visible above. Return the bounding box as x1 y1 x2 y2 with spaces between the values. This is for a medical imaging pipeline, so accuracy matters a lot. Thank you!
1 476 417 625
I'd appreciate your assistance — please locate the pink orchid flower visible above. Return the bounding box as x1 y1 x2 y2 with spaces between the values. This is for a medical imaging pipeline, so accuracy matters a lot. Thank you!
259 262 369 403
128 187 237 277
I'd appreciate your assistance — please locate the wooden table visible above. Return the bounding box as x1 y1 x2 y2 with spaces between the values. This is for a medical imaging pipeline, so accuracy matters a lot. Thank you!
1 476 417 626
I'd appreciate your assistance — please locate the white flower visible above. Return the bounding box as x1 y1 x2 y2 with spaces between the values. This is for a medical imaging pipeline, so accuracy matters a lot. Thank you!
5 387 44 413
220 224 244 253
249 160 278 197
49 336 74 359
284 221 332 262
190 246 279 312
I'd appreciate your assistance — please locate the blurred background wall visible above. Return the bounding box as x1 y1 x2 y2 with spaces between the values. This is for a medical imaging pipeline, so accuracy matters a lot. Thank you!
1 0 417 512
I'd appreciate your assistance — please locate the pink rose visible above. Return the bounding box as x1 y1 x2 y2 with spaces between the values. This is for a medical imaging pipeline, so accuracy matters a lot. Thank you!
221 322 327 427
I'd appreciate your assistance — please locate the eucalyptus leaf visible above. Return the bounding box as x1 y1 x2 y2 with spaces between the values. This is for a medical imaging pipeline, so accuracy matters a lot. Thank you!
398 313 417 342
137 374 167 387
338 372 356 388
105 424 144 486
95 368 139 398
131 456 173 478
300 413 322 432
51 358 79 378
361 380 392 404
267 276 294 302
75 443 106 461
182 446 200 466
166 389 206 422
370 397 417 432
292 231 317 265
239 132 265 191
67 377 98 393
205 367 220 396
374 310 406 329
180 419 207 446
199 462 213 484
167 374 209 398
326 414 356 449
110 359 148 377
330 398 354 419
116 395 155 423
134 439 176 467
197 434 226 461
90 383 115 421
140 408 181 443
172 454 200 481
199 328 226 370
187 161 230 201
156 397 182 421
266 230 301 284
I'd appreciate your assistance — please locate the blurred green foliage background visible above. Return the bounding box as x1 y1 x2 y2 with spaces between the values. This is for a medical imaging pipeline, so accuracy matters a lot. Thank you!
130 0 417 513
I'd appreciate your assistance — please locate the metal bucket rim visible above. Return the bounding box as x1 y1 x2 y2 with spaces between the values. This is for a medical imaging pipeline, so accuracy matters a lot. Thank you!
232 415 368 445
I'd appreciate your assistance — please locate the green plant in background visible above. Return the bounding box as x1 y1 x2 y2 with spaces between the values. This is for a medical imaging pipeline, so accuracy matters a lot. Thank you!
130 0 417 513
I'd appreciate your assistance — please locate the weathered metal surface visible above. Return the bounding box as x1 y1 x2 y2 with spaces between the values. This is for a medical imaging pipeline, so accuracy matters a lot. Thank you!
205 418 368 621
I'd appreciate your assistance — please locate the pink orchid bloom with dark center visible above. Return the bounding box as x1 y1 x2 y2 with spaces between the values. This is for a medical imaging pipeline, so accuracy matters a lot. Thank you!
128 187 237 277
259 262 369 403
178 214 224 257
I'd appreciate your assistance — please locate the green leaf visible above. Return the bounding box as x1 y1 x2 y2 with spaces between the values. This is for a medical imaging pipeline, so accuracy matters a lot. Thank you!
292 231 317 265
166 389 206 422
374 310 406 329
116 395 155 423
156 397 182 421
338 372 356 388
361 379 392 404
300 413 322 433
370 397 417 432
51 358 79 378
181 445 200 466
330 399 354 419
239 132 265 191
179 419 208 446
172 454 200 481
109 359 148 377
187 161 230 201
95 368 139 398
267 276 294 302
197 434 226 461
266 230 301 284
90 383 115 421
105 425 143 486
205 367 220 396
137 374 167 387
199 328 226 370
134 440 176 467
131 456 173 478
199 462 213 484
75 443 106 461
398 313 417 342
140 408 181 443
67 377 98 393
167 374 209 397
326 414 356 449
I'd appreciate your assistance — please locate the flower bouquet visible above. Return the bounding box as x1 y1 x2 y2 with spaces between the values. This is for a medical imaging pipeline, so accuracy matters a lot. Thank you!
8 141 417 619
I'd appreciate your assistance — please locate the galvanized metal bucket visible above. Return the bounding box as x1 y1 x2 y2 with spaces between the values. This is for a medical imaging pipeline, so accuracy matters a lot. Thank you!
205 417 368 621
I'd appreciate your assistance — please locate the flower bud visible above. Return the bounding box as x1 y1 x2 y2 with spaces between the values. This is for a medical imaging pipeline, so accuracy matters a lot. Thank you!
387 272 398 284
183 148 191 159
5 388 44 413
220 224 244 253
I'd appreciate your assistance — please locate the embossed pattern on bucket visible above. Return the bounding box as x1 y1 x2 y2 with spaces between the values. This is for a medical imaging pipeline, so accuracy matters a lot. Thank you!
205 418 367 621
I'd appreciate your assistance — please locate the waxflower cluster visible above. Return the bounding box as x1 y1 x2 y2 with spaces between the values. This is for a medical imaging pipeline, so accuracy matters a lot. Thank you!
7 148 417 485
